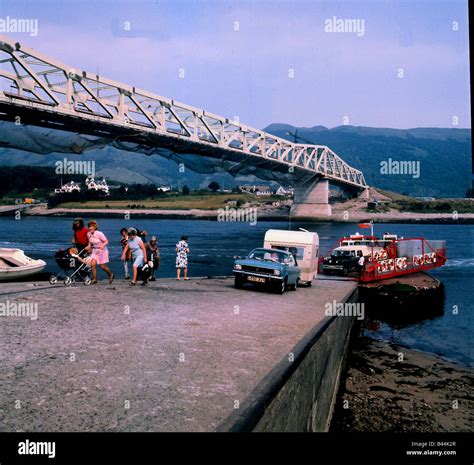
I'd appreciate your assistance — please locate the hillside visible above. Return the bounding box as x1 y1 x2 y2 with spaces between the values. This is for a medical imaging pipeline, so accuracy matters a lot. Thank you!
0 125 470 198
264 124 471 198
0 146 241 190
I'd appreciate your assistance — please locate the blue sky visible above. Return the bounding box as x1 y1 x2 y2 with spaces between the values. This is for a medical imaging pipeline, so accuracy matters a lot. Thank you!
0 0 470 129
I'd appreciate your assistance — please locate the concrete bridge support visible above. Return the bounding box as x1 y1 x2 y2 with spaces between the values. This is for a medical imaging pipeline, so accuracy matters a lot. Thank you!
291 178 332 218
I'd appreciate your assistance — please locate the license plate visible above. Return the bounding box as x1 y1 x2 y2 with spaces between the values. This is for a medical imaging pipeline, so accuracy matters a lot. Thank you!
247 276 266 283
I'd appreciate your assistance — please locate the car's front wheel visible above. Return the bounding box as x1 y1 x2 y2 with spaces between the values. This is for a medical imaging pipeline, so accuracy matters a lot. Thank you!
276 279 286 294
234 277 244 289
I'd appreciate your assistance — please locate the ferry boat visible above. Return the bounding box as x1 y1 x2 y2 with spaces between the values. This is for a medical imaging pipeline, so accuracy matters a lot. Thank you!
321 227 446 283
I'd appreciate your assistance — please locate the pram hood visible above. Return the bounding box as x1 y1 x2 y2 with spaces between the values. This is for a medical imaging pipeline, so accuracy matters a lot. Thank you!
54 247 89 271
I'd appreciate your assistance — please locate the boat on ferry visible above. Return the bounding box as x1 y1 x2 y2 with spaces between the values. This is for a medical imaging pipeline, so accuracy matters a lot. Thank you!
0 248 46 281
321 228 446 283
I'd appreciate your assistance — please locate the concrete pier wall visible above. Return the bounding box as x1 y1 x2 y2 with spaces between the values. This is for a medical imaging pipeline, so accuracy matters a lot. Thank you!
218 287 357 432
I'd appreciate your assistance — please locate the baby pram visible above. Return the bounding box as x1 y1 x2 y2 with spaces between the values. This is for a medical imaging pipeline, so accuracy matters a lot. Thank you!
49 247 92 286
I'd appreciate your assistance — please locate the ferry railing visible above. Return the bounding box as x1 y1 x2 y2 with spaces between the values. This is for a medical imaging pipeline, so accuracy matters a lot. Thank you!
360 238 447 282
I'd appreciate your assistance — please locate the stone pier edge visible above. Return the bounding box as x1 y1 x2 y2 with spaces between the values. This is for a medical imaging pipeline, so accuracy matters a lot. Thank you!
216 286 358 432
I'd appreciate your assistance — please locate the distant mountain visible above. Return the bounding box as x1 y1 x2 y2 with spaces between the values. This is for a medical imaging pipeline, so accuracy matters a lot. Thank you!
264 124 471 197
0 125 470 198
0 146 247 190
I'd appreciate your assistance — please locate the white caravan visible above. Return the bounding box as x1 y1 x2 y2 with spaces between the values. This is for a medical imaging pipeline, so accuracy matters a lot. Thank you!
263 229 319 286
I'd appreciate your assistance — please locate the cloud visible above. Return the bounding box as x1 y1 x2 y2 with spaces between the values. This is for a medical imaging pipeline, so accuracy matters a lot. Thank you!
2 0 470 129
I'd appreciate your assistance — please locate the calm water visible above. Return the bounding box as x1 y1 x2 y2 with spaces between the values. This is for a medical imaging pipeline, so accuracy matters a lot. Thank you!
0 217 472 367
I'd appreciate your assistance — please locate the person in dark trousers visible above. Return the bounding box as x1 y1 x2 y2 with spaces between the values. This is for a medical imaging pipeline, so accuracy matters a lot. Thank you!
72 218 89 252
146 236 160 281
71 218 89 279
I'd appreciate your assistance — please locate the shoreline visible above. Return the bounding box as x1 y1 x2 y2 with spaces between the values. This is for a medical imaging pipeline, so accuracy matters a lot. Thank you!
331 336 473 432
2 205 474 224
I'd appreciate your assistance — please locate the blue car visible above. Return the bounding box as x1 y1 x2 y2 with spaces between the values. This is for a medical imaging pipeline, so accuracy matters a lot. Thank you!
233 248 301 294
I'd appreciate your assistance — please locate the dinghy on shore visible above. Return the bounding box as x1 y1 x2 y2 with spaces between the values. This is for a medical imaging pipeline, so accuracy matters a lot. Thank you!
0 248 46 281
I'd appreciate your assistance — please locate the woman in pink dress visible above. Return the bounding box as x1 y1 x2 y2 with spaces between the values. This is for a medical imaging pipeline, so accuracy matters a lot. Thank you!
86 220 114 284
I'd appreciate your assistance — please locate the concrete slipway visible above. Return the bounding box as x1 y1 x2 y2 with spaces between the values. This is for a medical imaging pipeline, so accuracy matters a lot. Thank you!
0 276 357 432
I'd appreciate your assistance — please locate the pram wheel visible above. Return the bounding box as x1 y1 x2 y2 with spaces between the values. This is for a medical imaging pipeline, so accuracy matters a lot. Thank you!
64 276 73 286
83 276 92 286
49 274 58 285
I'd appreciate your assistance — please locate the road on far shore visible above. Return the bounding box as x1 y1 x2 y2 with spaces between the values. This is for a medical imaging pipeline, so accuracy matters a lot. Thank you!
11 204 474 223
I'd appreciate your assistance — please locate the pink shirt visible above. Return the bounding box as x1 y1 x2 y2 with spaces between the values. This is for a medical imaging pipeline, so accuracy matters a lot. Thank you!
87 230 109 265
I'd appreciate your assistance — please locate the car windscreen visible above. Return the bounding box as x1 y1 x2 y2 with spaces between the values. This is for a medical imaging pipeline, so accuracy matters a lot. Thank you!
332 250 354 257
249 249 289 263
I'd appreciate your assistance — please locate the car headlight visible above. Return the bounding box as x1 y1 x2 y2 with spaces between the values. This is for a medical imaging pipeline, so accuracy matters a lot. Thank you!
234 264 242 270
273 269 281 276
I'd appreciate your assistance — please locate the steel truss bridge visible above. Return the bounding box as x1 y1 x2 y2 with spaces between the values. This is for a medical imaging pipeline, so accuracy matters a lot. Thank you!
0 35 367 189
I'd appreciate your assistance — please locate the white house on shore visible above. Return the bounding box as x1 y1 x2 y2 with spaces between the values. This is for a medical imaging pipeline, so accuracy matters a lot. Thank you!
239 185 272 195
54 181 81 194
275 186 294 197
85 176 110 195
55 177 110 195
255 189 272 197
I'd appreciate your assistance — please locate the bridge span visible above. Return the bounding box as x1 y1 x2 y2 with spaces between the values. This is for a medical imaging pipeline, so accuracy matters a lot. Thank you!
0 35 368 216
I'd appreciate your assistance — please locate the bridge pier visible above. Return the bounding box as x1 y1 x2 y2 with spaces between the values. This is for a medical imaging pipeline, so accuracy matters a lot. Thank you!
291 178 332 218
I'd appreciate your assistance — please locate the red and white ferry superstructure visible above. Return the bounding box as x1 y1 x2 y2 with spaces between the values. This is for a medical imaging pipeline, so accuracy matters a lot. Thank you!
327 232 447 283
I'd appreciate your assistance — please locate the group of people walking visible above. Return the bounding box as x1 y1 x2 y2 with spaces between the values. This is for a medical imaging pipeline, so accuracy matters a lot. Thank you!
71 218 190 286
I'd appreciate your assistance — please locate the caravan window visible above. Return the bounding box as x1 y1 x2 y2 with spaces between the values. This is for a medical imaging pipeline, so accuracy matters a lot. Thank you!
272 246 305 261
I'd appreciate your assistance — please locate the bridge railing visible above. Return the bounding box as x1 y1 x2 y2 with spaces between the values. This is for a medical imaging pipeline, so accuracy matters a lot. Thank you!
0 35 367 188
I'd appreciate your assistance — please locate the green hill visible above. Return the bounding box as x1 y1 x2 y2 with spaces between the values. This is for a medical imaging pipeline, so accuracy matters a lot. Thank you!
264 124 471 198
0 125 470 198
